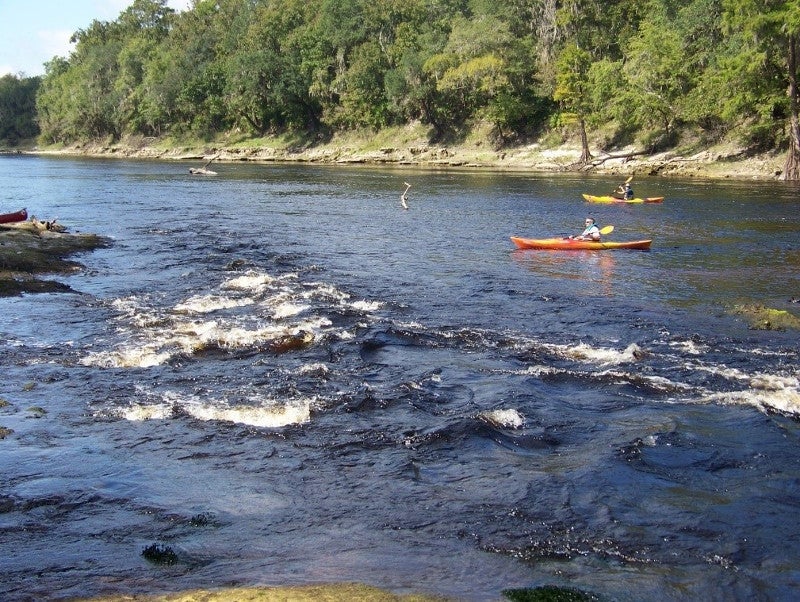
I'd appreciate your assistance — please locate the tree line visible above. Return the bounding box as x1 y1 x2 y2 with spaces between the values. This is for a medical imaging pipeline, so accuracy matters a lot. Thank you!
3 0 800 179
0 74 40 144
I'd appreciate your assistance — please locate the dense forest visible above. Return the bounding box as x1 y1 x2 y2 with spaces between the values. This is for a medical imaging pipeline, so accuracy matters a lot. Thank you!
2 0 800 179
0 74 40 144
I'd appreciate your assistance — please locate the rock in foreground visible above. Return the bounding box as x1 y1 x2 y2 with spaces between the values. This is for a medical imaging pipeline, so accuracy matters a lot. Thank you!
0 219 110 296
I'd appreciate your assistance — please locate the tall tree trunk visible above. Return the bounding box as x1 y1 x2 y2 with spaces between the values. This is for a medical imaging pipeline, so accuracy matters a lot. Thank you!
784 34 800 180
579 116 592 164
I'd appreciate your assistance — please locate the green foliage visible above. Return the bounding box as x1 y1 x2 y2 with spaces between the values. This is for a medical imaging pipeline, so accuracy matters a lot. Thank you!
0 74 40 143
622 8 689 135
11 0 795 166
554 45 592 115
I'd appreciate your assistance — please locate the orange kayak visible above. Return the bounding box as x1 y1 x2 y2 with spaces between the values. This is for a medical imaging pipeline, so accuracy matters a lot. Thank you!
511 236 652 250
583 194 664 204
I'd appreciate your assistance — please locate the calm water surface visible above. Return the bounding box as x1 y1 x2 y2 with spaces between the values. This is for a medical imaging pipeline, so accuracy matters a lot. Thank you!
1 155 799 601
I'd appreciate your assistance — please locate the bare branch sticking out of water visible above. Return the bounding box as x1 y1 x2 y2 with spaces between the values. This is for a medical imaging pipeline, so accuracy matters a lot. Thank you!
401 181 411 210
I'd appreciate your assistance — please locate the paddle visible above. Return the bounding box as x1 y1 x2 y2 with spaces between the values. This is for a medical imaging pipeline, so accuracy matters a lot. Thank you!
564 224 613 240
613 176 633 198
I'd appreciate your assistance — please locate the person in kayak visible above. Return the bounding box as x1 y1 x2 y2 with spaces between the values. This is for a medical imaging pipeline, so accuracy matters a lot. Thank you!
622 181 634 199
614 178 634 200
571 217 601 241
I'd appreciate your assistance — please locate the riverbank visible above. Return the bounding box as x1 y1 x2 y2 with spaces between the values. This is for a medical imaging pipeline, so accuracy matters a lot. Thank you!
26 122 788 181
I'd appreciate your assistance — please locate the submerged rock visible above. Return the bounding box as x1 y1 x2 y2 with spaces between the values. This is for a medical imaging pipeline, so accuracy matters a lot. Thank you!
141 543 179 565
730 304 800 331
503 586 601 601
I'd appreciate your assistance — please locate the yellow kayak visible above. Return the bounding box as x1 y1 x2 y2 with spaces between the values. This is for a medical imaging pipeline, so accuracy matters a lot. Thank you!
583 194 664 204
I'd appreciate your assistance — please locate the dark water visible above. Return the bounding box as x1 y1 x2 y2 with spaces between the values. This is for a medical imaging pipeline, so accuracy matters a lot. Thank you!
1 155 799 601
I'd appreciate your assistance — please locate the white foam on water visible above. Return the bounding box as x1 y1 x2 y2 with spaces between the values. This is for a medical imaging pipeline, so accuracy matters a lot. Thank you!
182 400 312 428
111 296 166 328
351 299 384 312
296 362 330 376
111 391 313 428
396 320 426 330
303 282 349 303
81 268 383 370
79 319 315 368
545 342 645 366
519 365 562 377
172 319 287 351
221 272 275 292
669 339 708 355
269 299 310 319
174 295 254 313
694 367 800 415
80 347 173 368
478 408 525 429
733 346 797 358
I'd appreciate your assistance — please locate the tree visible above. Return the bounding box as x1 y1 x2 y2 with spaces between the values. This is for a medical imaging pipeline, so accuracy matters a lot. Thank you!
0 74 40 143
553 44 593 162
423 14 514 132
723 0 800 179
622 8 691 146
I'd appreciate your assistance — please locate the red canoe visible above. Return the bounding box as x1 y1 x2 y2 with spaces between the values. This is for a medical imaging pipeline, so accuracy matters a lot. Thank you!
0 208 27 224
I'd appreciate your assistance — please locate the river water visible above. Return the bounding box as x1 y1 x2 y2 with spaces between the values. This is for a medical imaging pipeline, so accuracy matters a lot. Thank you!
1 155 799 601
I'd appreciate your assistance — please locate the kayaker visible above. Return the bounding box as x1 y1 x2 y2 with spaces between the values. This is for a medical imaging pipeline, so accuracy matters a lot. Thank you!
614 178 634 200
571 217 601 241
622 181 634 199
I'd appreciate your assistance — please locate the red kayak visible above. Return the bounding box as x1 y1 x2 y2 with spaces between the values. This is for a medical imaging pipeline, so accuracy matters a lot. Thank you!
511 236 652 250
0 208 27 224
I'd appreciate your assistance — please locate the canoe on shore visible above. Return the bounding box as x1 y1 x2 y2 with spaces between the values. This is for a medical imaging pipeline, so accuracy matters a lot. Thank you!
511 236 652 251
582 194 664 204
0 208 27 224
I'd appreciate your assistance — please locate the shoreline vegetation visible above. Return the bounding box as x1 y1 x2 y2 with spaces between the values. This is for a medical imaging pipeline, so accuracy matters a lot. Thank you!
8 121 788 180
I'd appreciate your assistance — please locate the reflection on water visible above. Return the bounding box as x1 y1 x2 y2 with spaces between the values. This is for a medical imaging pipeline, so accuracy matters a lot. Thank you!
511 250 618 296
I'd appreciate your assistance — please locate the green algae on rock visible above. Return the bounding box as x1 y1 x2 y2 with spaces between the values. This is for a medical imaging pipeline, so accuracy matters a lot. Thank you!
730 304 800 330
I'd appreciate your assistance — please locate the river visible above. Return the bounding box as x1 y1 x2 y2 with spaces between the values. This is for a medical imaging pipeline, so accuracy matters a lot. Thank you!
1 155 799 601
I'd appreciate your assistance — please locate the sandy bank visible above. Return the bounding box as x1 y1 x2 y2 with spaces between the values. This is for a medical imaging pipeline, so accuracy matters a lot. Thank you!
30 129 788 182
